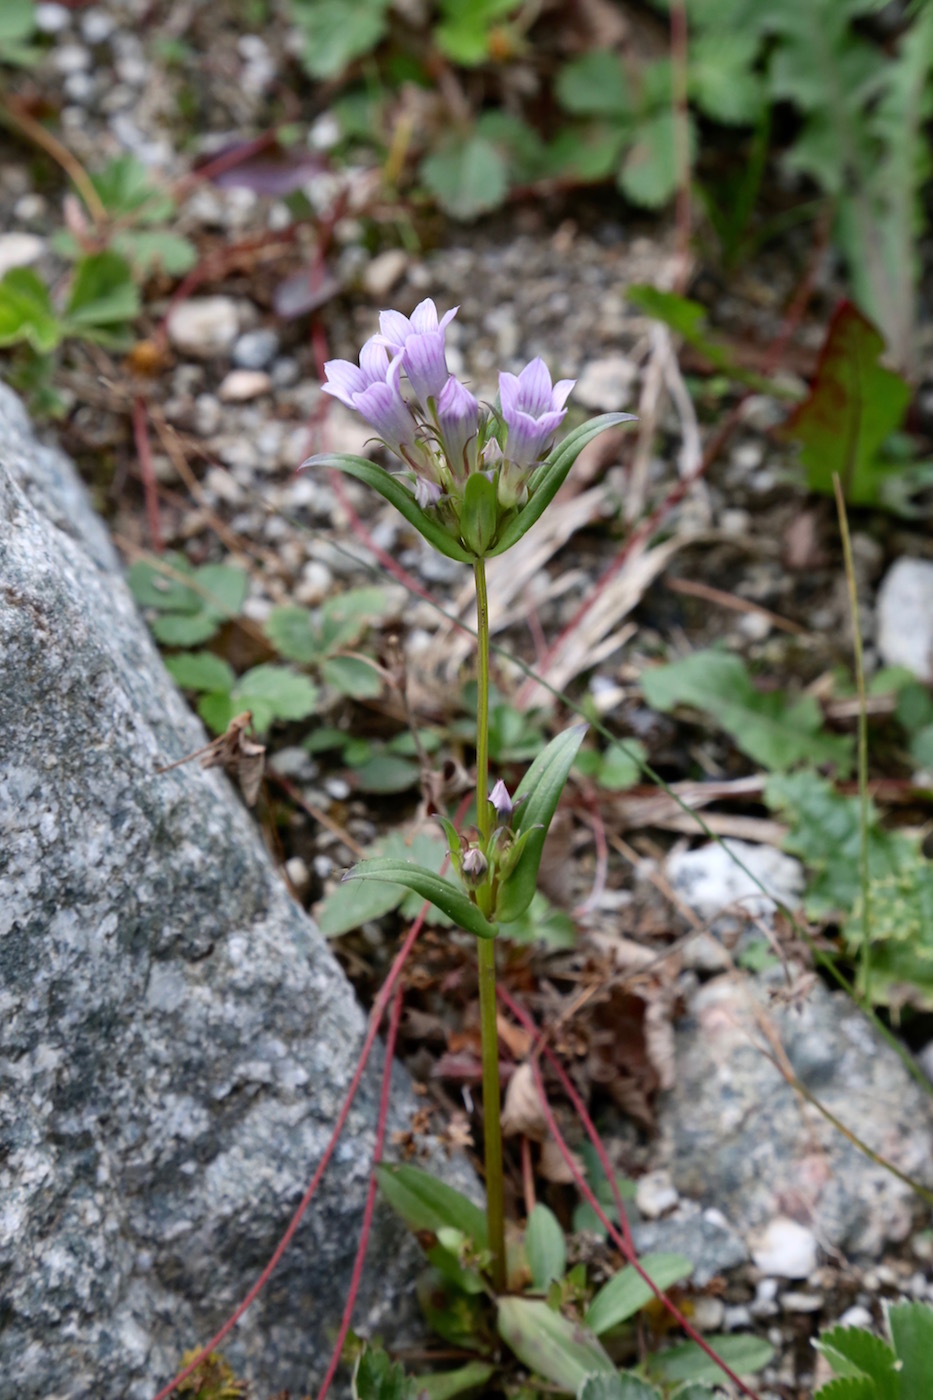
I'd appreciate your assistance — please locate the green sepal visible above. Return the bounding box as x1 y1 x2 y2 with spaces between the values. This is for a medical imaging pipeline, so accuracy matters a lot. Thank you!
343 858 498 938
488 414 636 557
300 453 475 563
493 724 587 923
460 470 498 555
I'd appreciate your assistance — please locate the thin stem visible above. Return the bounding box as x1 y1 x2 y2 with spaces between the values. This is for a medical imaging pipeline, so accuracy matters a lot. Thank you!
834 474 872 1005
473 556 506 1291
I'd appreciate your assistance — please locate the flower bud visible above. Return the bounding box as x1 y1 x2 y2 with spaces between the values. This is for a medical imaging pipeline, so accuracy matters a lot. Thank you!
461 846 489 888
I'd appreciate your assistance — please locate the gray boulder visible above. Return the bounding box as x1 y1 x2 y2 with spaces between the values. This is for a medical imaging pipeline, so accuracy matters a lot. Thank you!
0 385 465 1399
659 973 933 1260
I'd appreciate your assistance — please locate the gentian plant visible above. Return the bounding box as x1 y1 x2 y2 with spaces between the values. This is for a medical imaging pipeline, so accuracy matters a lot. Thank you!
303 299 634 1292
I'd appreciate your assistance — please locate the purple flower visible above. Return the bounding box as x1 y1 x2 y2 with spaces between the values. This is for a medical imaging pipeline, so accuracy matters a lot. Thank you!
321 335 391 411
499 358 575 469
489 779 512 821
378 298 458 354
436 375 480 477
402 330 450 408
325 347 414 462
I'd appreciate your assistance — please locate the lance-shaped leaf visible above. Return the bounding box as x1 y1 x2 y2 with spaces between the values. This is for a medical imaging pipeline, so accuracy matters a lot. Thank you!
376 1163 488 1248
488 414 636 557
494 725 587 924
301 453 475 563
497 1297 616 1392
460 469 498 555
343 857 498 939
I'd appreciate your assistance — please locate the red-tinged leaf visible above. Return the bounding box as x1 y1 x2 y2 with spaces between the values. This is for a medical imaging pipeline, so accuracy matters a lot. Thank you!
197 140 327 194
273 265 342 320
782 301 911 505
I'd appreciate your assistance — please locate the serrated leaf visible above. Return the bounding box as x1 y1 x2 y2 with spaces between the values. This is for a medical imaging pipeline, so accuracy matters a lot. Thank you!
344 859 497 938
91 154 175 221
265 605 321 664
585 1253 693 1337
435 0 518 66
196 563 249 619
164 650 235 693
782 303 911 505
642 649 853 774
765 770 917 918
0 268 62 353
556 52 632 118
525 1205 567 1291
497 1298 615 1392
489 414 636 556
114 229 197 276
494 724 587 923
421 133 509 221
596 741 645 792
885 1301 933 1392
619 110 692 209
292 0 390 79
376 1163 488 1248
816 1324 897 1395
322 655 383 699
813 1380 876 1400
300 453 474 563
647 1334 773 1385
198 689 235 735
65 251 139 327
232 665 318 728
689 32 763 125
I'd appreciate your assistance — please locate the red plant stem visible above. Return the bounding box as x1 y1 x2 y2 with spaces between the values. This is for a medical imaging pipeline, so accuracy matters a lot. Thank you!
497 988 759 1399
150 913 425 1400
132 397 164 553
496 986 634 1260
316 986 405 1400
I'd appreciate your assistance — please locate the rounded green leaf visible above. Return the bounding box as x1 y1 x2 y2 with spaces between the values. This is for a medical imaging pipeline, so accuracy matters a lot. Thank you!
233 664 319 723
526 1204 567 1291
421 133 509 221
164 651 235 693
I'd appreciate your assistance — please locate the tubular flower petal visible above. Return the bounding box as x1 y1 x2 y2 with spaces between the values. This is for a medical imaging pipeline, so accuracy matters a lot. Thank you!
322 335 390 410
499 358 576 469
378 299 459 354
436 375 480 478
351 353 421 460
402 330 450 409
490 779 512 821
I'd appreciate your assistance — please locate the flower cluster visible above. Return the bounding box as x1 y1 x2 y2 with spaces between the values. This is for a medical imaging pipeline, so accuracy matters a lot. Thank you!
320 299 575 548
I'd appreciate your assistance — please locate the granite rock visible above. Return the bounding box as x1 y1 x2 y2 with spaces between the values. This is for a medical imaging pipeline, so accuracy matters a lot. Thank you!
0 385 470 1399
659 973 933 1259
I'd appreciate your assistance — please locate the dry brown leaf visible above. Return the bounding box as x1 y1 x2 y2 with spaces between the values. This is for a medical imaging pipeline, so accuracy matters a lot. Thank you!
500 1062 549 1140
496 1014 533 1062
156 710 265 807
539 1136 583 1185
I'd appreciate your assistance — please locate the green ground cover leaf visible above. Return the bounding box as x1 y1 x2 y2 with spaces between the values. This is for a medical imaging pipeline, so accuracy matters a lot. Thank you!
292 0 389 79
0 269 62 352
643 649 853 774
525 1204 566 1291
377 1162 488 1248
497 1298 615 1392
646 1333 773 1385
585 1254 693 1337
421 133 509 221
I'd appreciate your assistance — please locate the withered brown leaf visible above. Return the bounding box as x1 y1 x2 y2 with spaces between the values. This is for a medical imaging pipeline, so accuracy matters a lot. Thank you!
156 711 266 806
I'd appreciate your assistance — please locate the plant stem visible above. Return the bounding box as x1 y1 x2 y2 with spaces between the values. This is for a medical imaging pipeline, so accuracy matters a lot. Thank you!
473 558 506 1292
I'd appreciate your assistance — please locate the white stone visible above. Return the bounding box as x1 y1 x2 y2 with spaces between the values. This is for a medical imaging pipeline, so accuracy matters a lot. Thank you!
839 1304 873 1329
575 355 637 411
667 839 804 923
13 195 47 223
167 298 240 358
233 329 279 370
218 370 272 403
635 1170 679 1219
34 3 70 33
81 9 116 43
52 43 91 74
751 1217 819 1279
296 560 334 606
362 249 409 299
0 234 45 280
876 558 933 682
690 1296 725 1331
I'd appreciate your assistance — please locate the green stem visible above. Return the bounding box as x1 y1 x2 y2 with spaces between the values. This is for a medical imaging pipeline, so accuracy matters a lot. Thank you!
473 558 506 1292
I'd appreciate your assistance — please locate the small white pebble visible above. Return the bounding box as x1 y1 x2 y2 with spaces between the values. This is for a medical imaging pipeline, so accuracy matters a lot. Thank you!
751 1218 819 1279
324 777 350 801
285 857 310 893
218 370 273 403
